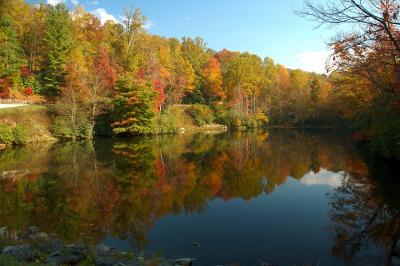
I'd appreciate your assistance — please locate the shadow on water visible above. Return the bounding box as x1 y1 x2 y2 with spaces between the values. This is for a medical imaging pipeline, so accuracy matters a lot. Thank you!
0 129 399 265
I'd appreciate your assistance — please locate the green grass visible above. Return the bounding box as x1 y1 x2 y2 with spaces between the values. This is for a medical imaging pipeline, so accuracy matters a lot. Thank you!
0 255 41 266
0 105 50 126
0 105 47 114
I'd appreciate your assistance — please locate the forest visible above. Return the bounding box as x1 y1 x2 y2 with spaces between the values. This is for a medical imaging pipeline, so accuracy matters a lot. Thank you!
0 0 399 159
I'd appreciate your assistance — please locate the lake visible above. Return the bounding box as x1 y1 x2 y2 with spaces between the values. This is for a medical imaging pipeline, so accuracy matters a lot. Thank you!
0 130 399 265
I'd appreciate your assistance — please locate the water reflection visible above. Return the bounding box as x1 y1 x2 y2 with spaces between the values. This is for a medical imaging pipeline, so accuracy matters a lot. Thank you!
328 156 400 265
301 169 343 187
0 130 398 265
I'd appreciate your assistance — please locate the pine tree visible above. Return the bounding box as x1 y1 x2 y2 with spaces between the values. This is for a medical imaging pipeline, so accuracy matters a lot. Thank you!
0 17 25 77
41 4 73 96
111 74 156 136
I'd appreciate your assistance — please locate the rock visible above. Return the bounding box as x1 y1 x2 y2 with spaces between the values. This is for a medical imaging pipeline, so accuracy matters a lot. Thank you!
95 256 128 266
28 226 39 235
192 241 201 247
46 251 63 264
66 243 87 257
34 237 64 254
3 245 27 255
36 232 49 240
137 256 145 263
47 251 85 265
96 244 113 255
2 245 40 262
63 254 84 264
173 258 196 266
19 226 40 239
0 227 7 238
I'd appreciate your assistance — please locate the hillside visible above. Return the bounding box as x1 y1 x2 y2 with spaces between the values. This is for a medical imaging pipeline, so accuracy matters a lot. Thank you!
0 105 56 144
167 105 227 133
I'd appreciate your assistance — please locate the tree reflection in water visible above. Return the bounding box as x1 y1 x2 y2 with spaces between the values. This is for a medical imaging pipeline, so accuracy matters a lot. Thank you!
0 130 398 264
328 156 400 266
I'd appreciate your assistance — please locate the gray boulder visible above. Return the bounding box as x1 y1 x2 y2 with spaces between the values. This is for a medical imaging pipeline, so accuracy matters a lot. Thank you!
2 245 40 262
173 258 196 266
0 227 7 238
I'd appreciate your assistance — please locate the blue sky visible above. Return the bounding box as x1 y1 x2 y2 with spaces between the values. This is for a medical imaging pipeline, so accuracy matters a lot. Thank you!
31 0 334 73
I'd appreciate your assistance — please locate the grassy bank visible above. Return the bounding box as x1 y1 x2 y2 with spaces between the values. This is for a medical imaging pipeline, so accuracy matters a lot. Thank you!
0 105 57 146
0 104 228 147
166 105 227 133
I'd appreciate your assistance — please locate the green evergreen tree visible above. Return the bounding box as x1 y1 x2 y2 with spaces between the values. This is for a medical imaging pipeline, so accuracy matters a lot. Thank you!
41 4 73 96
112 74 156 135
0 17 25 77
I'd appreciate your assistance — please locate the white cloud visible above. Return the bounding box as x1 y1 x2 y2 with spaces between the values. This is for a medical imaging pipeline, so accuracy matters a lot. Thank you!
92 8 118 24
297 50 330 74
47 0 65 5
144 20 153 30
88 0 99 5
70 0 78 5
300 169 344 187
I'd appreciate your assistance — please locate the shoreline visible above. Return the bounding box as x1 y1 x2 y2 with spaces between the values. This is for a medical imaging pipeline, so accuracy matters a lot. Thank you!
0 226 192 266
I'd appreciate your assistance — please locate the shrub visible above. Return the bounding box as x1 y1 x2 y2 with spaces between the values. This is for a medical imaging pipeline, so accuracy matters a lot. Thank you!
12 125 29 145
243 117 258 129
158 110 178 134
0 123 14 145
49 101 93 140
0 78 10 99
214 105 231 126
51 116 92 140
78 123 93 139
214 107 243 130
20 66 30 77
23 87 33 95
232 116 243 130
255 112 269 126
242 113 269 129
0 123 29 146
51 117 75 139
186 104 214 126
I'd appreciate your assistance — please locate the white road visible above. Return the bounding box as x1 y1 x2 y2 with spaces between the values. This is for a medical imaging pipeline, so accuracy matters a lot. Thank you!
0 104 28 109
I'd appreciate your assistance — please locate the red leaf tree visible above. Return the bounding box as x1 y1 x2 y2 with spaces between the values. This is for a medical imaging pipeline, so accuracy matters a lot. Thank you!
0 79 10 99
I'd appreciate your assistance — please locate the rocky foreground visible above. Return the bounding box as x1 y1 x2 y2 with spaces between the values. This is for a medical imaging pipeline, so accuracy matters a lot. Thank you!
0 227 195 266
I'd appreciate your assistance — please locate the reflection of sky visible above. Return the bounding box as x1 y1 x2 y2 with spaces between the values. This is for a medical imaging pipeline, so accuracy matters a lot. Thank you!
300 169 344 187
146 178 342 266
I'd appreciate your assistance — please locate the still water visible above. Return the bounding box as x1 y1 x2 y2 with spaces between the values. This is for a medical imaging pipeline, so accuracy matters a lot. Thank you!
0 130 399 265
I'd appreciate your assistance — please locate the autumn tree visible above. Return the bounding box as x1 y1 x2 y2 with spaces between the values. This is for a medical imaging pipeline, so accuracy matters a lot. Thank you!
200 57 224 103
225 53 263 116
181 37 210 103
22 5 46 75
300 0 400 158
165 46 195 105
85 47 116 131
52 61 91 140
121 7 147 72
215 49 239 76
260 57 278 116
